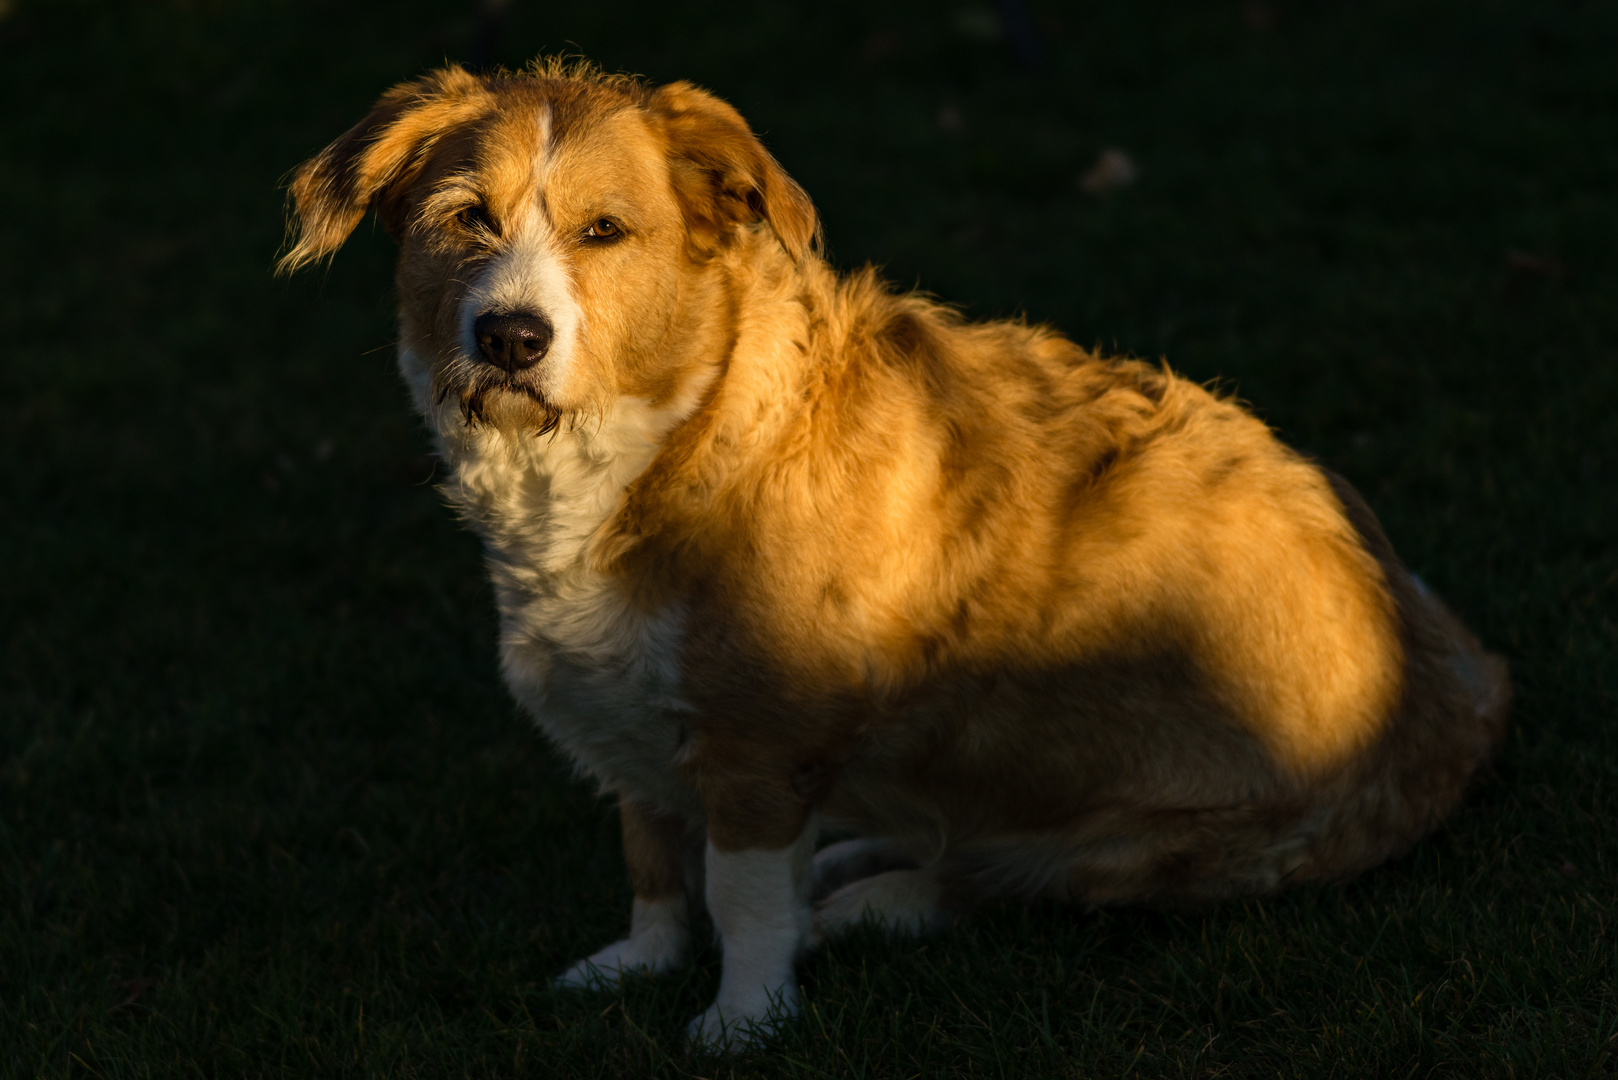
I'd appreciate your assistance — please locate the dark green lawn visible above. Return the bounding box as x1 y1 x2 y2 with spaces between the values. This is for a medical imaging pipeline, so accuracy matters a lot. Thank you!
3 0 1615 1075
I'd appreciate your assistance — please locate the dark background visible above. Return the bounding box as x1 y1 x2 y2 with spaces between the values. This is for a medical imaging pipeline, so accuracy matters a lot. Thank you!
2 0 1614 1075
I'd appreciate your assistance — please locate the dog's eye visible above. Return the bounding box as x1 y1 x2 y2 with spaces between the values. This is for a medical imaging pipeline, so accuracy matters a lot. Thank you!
458 204 497 234
583 218 622 242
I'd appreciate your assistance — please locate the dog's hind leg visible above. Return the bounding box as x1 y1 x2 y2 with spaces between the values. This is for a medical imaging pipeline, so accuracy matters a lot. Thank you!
810 836 919 902
811 866 949 944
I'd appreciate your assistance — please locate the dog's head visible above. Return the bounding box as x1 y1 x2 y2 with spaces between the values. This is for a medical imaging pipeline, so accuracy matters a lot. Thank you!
280 60 818 432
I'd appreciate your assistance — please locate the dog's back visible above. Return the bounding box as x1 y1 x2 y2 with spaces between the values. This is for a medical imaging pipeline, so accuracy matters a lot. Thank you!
600 245 1507 908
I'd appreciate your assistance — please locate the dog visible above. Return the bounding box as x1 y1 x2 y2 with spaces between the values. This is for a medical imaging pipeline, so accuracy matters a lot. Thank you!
281 59 1509 1048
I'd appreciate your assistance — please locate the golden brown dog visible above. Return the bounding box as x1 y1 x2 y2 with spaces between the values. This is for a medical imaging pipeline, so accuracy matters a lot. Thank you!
281 59 1508 1048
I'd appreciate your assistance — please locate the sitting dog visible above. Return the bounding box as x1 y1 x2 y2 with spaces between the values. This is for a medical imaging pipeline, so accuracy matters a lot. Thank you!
281 59 1508 1048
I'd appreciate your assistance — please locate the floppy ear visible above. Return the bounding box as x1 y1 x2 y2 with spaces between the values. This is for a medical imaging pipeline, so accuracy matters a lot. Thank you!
277 66 490 275
648 81 821 261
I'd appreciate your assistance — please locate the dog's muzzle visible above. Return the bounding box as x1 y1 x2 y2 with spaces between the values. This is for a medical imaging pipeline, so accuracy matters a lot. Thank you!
474 311 553 373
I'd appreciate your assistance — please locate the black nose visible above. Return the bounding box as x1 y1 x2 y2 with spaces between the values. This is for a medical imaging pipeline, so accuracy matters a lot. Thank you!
474 312 553 372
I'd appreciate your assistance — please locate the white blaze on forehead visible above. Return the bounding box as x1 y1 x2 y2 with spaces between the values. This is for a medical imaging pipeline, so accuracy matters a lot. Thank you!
534 101 554 191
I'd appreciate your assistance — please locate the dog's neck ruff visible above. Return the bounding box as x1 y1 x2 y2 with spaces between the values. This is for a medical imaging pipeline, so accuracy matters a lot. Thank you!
398 343 714 811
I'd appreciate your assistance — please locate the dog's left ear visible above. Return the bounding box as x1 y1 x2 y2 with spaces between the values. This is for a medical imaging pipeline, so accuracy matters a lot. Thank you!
277 66 490 275
649 82 821 261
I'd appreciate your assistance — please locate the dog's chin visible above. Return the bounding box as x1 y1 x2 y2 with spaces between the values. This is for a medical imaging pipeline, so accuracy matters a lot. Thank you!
453 378 565 437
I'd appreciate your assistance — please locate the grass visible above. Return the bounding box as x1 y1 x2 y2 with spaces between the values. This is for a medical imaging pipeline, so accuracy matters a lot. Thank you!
1 0 1614 1075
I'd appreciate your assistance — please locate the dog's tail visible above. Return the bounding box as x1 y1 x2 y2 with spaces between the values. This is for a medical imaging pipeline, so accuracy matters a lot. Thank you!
1410 572 1512 734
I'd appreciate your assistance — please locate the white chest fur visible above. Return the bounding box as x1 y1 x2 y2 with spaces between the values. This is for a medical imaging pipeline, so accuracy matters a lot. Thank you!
402 348 703 814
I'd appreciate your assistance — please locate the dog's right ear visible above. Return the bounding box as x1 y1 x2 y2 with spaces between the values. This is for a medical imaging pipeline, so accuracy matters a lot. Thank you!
277 66 490 275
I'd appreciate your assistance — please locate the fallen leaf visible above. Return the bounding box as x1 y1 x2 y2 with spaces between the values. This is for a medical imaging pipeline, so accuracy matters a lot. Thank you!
1080 148 1138 194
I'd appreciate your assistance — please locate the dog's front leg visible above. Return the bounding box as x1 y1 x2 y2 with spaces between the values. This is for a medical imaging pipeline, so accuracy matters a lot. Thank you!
556 795 692 988
686 808 816 1050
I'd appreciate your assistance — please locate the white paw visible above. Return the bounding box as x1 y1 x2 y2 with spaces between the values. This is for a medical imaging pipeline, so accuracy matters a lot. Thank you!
554 898 690 990
685 983 800 1052
553 934 677 989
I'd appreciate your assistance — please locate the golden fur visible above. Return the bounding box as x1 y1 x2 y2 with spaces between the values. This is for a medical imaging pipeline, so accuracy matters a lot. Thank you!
282 59 1509 1043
